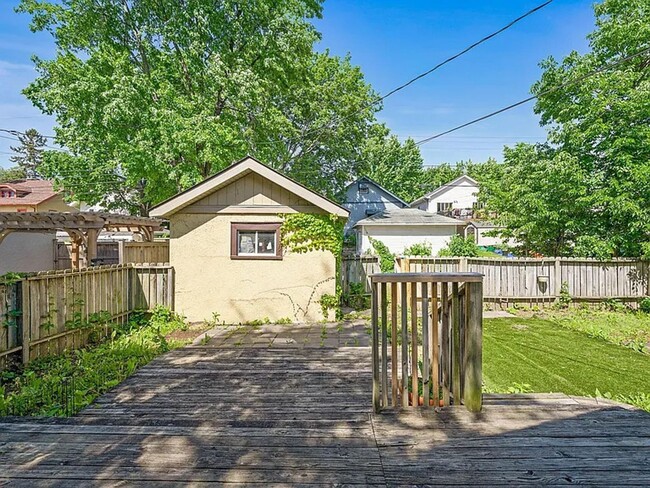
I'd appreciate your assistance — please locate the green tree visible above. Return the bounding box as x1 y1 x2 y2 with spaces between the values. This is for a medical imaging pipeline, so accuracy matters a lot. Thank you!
481 144 592 256
438 235 480 257
529 0 650 256
9 128 46 178
18 0 377 214
360 124 425 203
0 166 27 183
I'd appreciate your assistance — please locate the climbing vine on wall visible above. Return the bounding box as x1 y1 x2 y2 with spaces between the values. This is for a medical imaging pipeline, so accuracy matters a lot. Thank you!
280 213 344 319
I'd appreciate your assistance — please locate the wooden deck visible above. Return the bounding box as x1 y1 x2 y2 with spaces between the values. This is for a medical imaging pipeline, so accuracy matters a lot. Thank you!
0 326 649 486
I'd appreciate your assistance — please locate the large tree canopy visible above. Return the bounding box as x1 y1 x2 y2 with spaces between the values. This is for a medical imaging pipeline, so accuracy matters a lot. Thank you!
18 0 377 214
484 0 650 257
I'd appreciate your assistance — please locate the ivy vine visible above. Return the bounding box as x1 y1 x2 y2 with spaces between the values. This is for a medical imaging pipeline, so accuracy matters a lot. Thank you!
280 213 344 320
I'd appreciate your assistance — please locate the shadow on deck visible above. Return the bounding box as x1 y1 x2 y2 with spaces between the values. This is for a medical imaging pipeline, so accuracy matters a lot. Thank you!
0 328 648 486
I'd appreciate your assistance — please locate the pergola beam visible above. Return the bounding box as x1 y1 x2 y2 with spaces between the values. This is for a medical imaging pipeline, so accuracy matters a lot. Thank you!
0 211 163 269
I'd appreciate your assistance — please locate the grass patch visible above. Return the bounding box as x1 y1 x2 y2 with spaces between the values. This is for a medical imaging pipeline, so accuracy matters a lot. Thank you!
542 309 650 354
484 316 650 411
0 306 189 417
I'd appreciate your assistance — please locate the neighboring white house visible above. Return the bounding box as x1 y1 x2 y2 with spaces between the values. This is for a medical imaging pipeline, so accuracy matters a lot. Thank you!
465 220 503 247
354 208 466 256
341 176 408 233
411 175 478 219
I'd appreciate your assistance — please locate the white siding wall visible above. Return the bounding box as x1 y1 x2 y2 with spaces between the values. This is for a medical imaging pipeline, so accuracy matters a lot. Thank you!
358 225 460 256
423 179 478 213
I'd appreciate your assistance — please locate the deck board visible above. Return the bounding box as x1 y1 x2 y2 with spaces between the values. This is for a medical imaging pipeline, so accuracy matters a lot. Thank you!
1 326 649 486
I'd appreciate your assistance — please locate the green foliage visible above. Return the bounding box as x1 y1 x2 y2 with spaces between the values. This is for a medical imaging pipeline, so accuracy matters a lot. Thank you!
507 382 533 394
640 298 650 314
0 166 27 183
403 241 432 257
483 316 650 412
557 281 572 309
0 306 187 416
342 282 369 310
361 124 425 202
8 128 46 179
482 0 650 257
368 237 395 273
0 272 26 285
281 213 344 257
438 235 479 257
546 308 650 354
573 235 614 260
319 293 339 321
245 317 271 326
17 0 378 213
273 317 293 325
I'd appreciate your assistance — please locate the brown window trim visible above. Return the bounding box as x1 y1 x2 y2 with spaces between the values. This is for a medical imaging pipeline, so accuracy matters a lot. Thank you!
230 222 282 260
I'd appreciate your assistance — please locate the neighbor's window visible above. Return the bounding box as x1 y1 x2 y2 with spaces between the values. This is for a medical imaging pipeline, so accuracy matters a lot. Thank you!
437 202 453 213
231 223 281 260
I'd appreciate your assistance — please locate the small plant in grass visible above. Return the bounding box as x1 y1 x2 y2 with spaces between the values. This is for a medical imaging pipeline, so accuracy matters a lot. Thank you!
245 317 271 326
199 334 211 345
640 297 650 314
205 312 224 327
507 382 533 394
273 317 292 325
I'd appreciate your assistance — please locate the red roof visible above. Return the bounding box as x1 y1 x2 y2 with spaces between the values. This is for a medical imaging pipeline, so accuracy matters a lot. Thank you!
0 180 59 207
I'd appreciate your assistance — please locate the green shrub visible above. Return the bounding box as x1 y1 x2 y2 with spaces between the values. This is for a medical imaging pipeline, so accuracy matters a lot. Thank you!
343 282 370 310
640 297 650 314
573 235 613 260
403 242 432 257
557 281 572 308
319 293 341 320
369 237 395 273
438 235 480 257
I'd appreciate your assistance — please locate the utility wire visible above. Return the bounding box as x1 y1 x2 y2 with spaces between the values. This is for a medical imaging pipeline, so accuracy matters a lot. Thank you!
294 0 554 144
378 0 553 102
415 44 650 146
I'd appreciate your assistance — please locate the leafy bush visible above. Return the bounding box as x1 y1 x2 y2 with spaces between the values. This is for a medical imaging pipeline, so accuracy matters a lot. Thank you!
438 235 479 257
0 306 188 417
403 241 432 257
640 297 650 314
573 235 613 260
369 237 395 272
343 282 370 310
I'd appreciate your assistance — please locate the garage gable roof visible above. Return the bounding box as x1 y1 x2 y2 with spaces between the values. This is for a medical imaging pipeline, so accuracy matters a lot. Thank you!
150 156 349 218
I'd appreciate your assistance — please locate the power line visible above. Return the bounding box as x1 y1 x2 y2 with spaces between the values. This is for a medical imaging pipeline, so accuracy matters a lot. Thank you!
377 0 553 103
295 0 554 147
415 45 650 146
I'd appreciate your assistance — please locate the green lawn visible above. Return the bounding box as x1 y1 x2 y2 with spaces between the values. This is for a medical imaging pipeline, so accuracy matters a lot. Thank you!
484 316 650 410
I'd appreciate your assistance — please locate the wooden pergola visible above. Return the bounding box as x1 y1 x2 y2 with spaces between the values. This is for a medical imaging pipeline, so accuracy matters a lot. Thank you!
0 212 163 269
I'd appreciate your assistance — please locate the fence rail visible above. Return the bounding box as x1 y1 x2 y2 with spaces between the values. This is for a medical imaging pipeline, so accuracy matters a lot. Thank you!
371 272 483 413
0 264 173 370
343 256 649 308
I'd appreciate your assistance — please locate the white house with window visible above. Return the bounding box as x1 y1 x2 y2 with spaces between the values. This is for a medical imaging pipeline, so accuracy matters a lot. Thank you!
411 175 479 220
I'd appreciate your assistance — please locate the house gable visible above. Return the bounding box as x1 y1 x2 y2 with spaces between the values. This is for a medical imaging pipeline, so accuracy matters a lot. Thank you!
411 175 479 208
150 156 349 218
183 171 321 215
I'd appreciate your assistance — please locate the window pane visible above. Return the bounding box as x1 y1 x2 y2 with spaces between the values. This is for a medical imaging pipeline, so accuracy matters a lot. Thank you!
256 232 276 254
238 231 256 254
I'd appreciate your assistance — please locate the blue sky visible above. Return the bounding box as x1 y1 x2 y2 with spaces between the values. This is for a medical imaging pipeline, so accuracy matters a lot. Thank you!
0 0 596 168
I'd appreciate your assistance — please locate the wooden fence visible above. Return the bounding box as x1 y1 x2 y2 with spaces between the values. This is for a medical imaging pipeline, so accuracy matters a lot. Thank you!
54 241 169 269
371 273 483 413
0 264 174 370
343 256 650 308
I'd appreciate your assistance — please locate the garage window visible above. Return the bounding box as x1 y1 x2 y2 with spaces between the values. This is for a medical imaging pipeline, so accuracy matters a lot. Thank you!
231 223 282 260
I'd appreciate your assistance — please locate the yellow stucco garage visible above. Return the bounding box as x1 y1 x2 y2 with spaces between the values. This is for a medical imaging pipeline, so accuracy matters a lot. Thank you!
150 156 349 324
